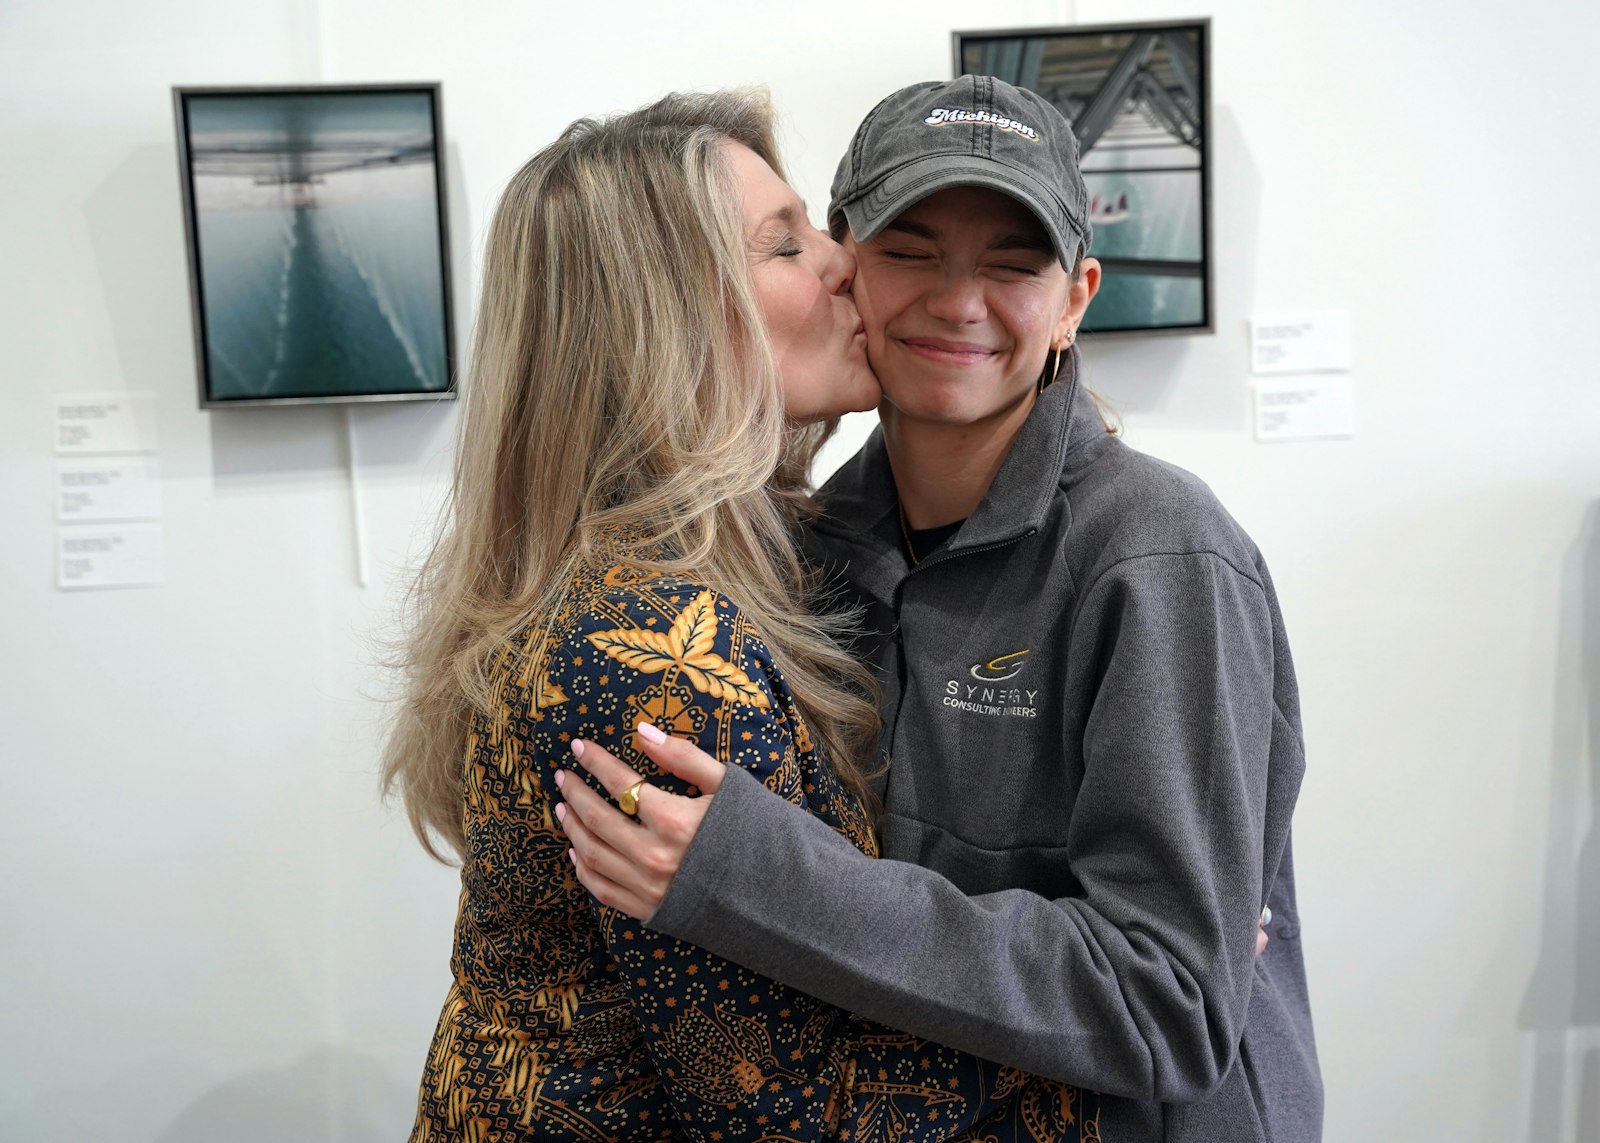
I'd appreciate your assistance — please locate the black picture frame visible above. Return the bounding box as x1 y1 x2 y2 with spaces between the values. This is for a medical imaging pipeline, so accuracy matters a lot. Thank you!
173 83 458 407
954 20 1213 337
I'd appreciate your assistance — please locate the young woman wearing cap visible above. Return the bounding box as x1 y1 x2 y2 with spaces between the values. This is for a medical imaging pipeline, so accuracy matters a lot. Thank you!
384 88 1106 1141
558 76 1322 1143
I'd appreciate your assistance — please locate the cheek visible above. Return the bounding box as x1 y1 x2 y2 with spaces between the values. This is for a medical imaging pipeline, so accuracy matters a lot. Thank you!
801 288 835 353
763 278 831 358
850 274 896 358
851 270 891 328
1024 278 1075 340
1006 295 1057 346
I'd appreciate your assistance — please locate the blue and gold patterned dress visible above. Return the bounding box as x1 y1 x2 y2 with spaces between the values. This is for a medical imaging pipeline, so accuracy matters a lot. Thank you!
409 556 1100 1141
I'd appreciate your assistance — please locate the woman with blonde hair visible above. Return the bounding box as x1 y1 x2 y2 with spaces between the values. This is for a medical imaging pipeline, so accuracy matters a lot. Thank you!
559 76 1319 1143
384 89 1097 1141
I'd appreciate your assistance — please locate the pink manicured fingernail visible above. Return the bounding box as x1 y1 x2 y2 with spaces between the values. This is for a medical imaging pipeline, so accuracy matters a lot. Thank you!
571 739 585 759
637 721 666 744
567 848 577 865
554 770 565 789
555 803 566 823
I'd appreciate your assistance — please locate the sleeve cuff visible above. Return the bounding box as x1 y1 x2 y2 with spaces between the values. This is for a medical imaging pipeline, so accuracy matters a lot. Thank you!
646 763 769 936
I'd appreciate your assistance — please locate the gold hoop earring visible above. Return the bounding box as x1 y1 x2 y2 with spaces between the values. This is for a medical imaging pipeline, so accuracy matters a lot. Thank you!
1037 345 1061 395
1038 343 1067 394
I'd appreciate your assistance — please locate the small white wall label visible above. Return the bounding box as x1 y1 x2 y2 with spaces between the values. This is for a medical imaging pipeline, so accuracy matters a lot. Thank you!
1253 376 1357 442
1249 311 1352 375
57 524 166 590
53 392 158 454
56 457 163 522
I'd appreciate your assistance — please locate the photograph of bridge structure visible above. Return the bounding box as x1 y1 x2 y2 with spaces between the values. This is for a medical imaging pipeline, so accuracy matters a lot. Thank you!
957 21 1212 335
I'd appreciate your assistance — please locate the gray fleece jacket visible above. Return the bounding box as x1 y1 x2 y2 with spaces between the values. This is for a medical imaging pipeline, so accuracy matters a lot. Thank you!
650 358 1323 1142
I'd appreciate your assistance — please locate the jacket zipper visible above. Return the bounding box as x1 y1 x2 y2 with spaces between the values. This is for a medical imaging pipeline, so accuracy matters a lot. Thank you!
902 527 1039 578
884 526 1040 779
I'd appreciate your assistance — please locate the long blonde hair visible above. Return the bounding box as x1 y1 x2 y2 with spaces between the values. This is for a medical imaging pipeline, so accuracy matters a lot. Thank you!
382 90 880 862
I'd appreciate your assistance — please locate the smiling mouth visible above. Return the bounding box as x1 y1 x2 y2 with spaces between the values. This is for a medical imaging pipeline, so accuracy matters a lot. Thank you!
900 338 996 365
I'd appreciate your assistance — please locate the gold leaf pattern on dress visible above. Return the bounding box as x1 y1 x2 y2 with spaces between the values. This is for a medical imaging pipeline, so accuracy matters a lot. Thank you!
533 673 568 710
584 628 678 676
586 589 770 709
407 563 1098 1142
669 586 719 659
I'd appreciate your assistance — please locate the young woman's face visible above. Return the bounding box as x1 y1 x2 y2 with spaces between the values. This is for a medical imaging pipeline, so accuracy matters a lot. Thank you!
847 186 1096 430
726 141 877 422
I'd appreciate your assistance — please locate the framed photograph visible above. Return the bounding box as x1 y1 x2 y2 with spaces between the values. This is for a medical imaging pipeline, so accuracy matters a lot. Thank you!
173 83 457 407
954 20 1212 336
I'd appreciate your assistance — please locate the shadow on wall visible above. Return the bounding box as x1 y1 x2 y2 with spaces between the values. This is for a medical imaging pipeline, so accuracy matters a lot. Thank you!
205 398 456 484
1521 500 1600 1142
1081 105 1260 431
82 140 196 416
1581 1048 1599 1143
152 1045 409 1143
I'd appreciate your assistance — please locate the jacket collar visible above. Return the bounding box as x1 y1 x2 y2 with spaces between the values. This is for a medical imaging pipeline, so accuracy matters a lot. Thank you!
814 345 1105 577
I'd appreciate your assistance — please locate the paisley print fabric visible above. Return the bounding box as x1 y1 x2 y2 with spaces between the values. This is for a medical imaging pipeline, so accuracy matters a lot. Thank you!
409 560 1101 1141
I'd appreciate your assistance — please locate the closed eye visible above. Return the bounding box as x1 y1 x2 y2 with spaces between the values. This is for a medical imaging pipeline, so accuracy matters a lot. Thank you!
763 228 804 258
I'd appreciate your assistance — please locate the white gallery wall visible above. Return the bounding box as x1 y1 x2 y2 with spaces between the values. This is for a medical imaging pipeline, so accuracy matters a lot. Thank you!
2 0 1595 1139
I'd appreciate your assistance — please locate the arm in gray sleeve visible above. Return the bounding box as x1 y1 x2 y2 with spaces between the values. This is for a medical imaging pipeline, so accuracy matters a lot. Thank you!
648 552 1284 1101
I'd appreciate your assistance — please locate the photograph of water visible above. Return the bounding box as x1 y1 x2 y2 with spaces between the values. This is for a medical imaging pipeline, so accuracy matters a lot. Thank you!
178 88 454 404
958 23 1210 334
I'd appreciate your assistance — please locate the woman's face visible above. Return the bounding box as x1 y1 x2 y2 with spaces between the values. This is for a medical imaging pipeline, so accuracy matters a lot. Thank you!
726 141 877 422
847 186 1096 430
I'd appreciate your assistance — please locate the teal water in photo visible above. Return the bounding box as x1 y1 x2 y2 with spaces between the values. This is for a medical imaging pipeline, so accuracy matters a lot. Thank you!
1088 272 1203 332
197 198 448 401
1082 169 1204 331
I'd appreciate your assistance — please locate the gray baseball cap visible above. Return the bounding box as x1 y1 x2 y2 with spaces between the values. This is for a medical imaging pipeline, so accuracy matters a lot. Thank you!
829 74 1092 269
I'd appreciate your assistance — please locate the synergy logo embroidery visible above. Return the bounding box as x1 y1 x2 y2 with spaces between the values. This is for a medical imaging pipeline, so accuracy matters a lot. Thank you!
944 649 1038 718
970 649 1029 681
924 107 1040 141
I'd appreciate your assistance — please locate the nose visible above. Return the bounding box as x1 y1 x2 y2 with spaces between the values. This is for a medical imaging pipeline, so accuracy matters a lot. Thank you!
819 231 855 296
924 273 986 325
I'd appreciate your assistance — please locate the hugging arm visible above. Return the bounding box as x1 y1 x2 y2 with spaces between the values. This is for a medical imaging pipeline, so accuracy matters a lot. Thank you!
631 555 1294 1100
550 585 1091 1140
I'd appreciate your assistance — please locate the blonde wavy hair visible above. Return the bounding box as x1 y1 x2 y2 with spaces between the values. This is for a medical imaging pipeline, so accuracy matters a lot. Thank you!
382 90 881 862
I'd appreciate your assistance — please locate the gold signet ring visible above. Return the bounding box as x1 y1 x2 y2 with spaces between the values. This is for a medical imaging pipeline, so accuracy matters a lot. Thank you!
618 780 648 817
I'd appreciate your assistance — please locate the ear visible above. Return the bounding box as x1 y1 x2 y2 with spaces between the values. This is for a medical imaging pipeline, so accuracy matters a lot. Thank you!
1054 256 1102 344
